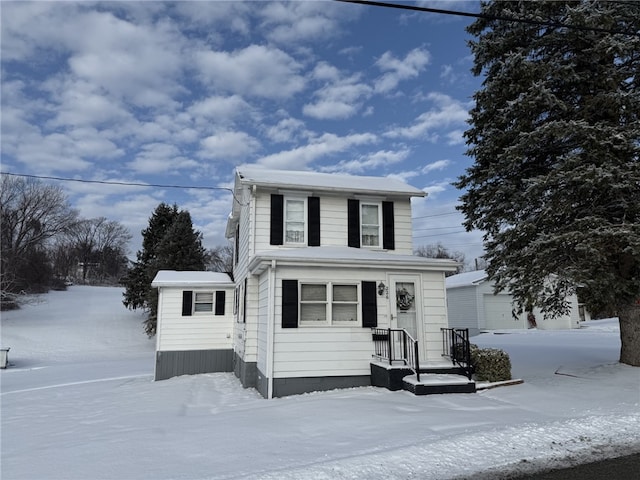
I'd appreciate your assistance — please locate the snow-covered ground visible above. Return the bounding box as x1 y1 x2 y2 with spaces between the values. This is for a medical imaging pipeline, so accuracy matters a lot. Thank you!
1 286 639 480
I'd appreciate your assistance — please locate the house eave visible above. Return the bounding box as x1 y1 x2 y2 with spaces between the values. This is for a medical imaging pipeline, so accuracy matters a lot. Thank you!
151 270 234 288
248 247 459 276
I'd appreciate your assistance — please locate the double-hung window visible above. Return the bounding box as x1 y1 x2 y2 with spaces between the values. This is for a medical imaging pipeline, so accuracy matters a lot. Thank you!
361 203 381 247
299 282 358 326
285 198 305 244
194 292 214 313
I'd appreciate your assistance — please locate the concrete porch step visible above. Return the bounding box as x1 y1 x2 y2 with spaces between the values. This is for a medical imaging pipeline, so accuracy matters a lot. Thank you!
370 361 476 395
402 373 476 395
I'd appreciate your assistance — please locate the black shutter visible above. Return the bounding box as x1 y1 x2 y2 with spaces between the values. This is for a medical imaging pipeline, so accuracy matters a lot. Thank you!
347 199 360 248
362 281 377 327
242 278 248 323
382 201 395 250
308 196 320 246
270 194 284 245
215 291 226 316
234 225 239 264
282 280 298 328
182 290 193 316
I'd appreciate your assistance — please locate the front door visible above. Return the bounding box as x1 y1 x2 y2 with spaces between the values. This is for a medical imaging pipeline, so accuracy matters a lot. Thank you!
389 275 425 358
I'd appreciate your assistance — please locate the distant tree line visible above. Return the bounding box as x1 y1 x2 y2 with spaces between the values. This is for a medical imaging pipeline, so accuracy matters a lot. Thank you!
1 175 131 310
415 242 467 276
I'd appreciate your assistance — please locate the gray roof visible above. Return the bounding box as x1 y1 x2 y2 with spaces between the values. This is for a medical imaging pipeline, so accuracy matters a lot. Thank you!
151 270 234 287
236 166 426 197
445 269 488 289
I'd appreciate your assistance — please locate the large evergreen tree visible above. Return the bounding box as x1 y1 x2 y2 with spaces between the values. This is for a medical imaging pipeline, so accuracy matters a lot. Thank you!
122 203 207 336
457 1 640 365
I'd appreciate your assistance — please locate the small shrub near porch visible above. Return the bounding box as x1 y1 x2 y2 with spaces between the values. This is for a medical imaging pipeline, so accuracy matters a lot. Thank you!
470 344 512 382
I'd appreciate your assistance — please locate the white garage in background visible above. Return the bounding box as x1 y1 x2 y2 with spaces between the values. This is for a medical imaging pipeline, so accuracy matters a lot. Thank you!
445 270 586 336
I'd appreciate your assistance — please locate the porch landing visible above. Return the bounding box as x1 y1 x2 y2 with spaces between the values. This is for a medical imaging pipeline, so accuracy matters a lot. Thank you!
370 360 476 395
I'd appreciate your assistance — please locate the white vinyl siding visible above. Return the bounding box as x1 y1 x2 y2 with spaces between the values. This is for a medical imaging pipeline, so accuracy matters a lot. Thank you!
156 286 234 351
242 275 261 364
234 187 253 281
256 272 270 374
445 285 480 335
251 192 414 253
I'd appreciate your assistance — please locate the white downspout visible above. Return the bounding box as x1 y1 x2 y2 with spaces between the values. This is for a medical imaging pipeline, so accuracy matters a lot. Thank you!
267 259 276 399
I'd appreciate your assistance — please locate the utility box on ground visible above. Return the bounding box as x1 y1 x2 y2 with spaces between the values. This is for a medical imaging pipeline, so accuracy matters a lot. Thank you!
0 348 10 368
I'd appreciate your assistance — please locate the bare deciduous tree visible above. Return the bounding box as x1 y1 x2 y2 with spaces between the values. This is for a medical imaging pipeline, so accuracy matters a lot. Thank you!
1 175 77 299
414 243 466 276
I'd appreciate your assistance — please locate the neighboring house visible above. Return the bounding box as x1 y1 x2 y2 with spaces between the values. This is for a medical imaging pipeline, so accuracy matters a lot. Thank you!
446 270 587 336
152 270 235 380
153 166 462 398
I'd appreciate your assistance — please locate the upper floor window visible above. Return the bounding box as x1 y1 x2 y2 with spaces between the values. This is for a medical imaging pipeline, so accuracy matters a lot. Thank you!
285 198 305 244
271 194 320 247
361 203 381 247
348 199 394 250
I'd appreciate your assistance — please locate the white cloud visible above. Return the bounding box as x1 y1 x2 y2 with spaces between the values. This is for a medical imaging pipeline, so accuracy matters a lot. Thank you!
128 143 199 175
374 47 431 94
265 117 307 144
195 45 305 99
188 95 252 123
422 159 451 173
45 78 133 128
303 74 372 120
385 92 469 140
256 132 377 170
258 1 350 44
446 129 466 145
199 131 261 160
322 149 411 174
173 2 252 35
303 62 372 120
422 180 452 199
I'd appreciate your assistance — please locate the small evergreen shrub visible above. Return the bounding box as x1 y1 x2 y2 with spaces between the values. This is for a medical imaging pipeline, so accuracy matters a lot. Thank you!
470 345 512 382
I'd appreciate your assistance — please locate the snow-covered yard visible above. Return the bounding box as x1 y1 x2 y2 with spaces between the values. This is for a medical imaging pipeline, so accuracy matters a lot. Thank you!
1 286 639 479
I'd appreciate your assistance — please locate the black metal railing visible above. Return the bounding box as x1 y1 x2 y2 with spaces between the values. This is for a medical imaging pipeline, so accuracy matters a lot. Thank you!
441 328 473 380
372 328 420 381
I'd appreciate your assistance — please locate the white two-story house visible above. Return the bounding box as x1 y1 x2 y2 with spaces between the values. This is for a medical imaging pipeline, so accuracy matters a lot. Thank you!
225 166 459 398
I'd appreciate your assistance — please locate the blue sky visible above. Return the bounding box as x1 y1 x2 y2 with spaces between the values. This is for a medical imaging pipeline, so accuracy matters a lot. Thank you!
1 0 485 264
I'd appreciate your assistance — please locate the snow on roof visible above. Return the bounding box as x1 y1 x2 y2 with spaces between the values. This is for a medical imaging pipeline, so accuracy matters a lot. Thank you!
445 269 489 289
236 166 426 197
151 270 234 287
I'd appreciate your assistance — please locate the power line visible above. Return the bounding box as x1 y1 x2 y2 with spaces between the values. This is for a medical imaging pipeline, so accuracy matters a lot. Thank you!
336 0 640 37
1 172 234 194
414 230 467 239
412 212 459 220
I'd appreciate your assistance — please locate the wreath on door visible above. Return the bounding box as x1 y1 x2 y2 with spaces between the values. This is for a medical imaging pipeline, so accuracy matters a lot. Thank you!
396 287 414 310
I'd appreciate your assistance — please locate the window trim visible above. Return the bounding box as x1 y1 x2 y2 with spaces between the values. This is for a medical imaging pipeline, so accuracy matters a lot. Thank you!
193 291 214 314
284 196 307 245
360 202 382 248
